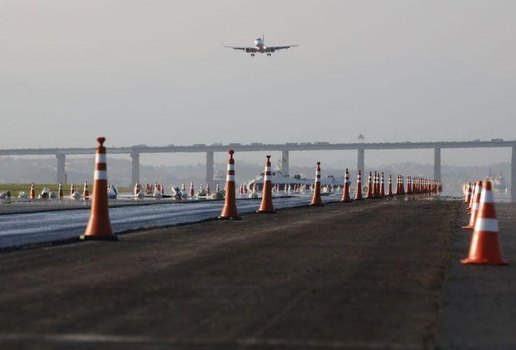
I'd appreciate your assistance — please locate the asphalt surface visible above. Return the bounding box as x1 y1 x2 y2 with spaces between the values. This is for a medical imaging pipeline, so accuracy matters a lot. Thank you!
0 196 463 349
437 202 516 350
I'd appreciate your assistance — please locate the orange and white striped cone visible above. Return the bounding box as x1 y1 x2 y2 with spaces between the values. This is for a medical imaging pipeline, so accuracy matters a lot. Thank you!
133 182 141 196
189 182 195 197
387 175 393 196
461 180 507 265
467 183 475 212
219 150 241 220
58 182 64 200
258 155 276 213
406 177 412 195
400 176 406 195
355 170 363 200
366 172 373 199
379 172 385 198
463 181 482 229
371 172 377 198
310 162 323 206
340 168 352 202
29 183 36 200
82 181 90 200
80 137 117 241
70 184 75 196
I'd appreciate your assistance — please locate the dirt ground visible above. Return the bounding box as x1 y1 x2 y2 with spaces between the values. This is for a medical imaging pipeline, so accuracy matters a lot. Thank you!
0 197 511 349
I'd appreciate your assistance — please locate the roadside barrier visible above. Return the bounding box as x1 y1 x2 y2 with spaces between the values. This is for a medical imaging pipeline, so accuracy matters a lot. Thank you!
461 180 507 265
219 149 241 220
258 155 276 213
80 137 117 241
309 162 323 206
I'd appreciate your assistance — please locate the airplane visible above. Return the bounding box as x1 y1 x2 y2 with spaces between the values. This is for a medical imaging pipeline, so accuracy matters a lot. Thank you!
224 36 299 57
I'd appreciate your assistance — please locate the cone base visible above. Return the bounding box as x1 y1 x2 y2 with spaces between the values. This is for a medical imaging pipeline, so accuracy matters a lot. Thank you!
309 203 324 207
79 234 118 241
257 210 276 214
462 225 474 229
340 199 352 203
461 258 508 265
218 216 242 220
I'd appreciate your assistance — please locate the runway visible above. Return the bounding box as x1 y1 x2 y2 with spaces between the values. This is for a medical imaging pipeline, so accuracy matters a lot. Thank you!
0 194 340 249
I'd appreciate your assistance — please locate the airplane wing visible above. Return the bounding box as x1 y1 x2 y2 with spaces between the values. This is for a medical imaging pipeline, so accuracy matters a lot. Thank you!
265 45 299 52
224 46 257 52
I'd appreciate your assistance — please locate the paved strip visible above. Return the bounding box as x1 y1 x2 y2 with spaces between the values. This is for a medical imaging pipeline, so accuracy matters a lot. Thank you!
438 203 516 349
0 198 459 350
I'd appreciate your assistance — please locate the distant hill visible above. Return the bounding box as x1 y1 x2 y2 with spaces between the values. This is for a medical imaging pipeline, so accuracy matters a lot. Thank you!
0 157 510 196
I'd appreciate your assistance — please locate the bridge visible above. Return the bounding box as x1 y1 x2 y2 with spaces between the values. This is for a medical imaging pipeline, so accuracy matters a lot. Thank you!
1 140 515 200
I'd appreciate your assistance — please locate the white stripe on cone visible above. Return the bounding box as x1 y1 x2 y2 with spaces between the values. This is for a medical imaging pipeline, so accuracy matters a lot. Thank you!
474 218 499 233
95 154 107 163
94 170 107 180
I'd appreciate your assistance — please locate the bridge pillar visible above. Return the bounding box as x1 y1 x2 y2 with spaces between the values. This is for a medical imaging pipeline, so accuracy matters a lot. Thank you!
357 148 365 173
131 151 140 186
206 151 214 188
281 150 289 176
56 153 66 184
511 147 516 202
434 148 442 182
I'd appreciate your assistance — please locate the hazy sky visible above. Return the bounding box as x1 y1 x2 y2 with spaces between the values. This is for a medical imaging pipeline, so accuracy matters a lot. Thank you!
1 0 515 166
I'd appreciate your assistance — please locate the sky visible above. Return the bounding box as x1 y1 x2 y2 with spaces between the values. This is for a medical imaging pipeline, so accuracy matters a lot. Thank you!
1 0 515 167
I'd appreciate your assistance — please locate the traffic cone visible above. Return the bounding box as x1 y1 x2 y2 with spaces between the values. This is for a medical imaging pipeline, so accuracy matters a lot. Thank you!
219 150 241 220
341 168 352 202
461 180 507 265
258 155 276 213
58 182 64 200
406 177 412 195
80 137 116 240
355 170 363 200
206 184 211 196
133 182 141 196
29 183 36 200
310 162 323 206
387 175 393 196
463 181 482 229
70 184 75 196
82 181 90 200
189 182 195 197
379 172 385 198
215 183 220 193
366 172 373 199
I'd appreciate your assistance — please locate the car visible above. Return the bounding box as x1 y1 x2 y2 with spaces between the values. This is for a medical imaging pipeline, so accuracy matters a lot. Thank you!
229 143 241 146
286 142 298 146
490 138 504 142
211 143 223 146
192 144 206 147
300 142 312 145
250 142 263 146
